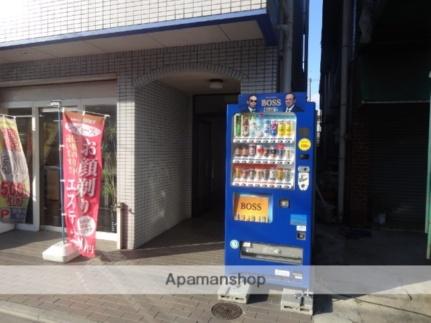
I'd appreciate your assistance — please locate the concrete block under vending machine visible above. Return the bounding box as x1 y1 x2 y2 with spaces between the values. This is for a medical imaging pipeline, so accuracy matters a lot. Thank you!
46 167 60 200
280 288 313 315
217 284 251 304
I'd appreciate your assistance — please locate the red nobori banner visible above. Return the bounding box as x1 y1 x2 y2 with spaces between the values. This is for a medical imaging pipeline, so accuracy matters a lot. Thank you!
0 117 31 223
62 111 105 257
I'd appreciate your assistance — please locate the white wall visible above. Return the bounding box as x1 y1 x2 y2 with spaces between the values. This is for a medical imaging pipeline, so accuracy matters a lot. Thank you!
135 81 192 246
0 0 267 44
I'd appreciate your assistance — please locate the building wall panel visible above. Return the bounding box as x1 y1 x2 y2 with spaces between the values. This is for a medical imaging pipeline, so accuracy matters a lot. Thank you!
135 81 192 246
0 0 267 45
0 39 277 248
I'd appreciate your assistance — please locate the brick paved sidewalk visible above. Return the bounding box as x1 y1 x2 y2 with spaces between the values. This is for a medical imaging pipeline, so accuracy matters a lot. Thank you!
0 220 312 323
1 220 431 323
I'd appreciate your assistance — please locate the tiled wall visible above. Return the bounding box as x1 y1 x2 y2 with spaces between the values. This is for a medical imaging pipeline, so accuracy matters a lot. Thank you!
0 0 267 45
135 81 192 246
0 39 277 248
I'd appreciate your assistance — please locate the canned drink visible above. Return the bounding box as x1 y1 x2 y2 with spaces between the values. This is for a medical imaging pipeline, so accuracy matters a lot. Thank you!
249 114 256 138
242 116 249 137
263 146 269 158
276 168 285 181
249 144 256 157
269 145 277 159
257 169 265 181
277 119 285 137
283 171 290 183
283 147 291 160
248 169 256 181
253 168 259 182
234 167 241 179
285 120 292 138
271 120 278 137
234 146 241 157
241 145 249 157
269 168 276 181
264 120 272 137
256 144 264 157
240 168 247 180
276 144 285 159
256 115 264 137
235 114 242 137
264 168 270 181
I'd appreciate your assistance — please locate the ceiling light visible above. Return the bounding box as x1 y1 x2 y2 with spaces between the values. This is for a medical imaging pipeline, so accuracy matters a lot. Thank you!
209 79 223 89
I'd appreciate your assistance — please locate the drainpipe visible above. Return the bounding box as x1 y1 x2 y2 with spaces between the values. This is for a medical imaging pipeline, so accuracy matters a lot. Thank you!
337 0 353 222
280 0 294 92
303 0 310 94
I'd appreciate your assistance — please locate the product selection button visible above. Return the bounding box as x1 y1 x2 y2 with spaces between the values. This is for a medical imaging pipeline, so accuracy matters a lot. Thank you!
279 199 289 208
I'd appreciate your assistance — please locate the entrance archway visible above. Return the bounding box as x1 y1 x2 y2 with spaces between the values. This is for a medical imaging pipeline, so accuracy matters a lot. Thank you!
134 66 241 247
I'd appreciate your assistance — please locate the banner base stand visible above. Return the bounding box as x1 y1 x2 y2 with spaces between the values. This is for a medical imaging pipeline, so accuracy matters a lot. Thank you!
42 241 80 263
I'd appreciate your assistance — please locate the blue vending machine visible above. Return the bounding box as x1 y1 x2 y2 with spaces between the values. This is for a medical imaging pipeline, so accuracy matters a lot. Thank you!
225 92 316 292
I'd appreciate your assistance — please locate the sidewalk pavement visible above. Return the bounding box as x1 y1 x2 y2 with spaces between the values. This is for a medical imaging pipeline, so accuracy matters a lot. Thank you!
0 229 312 323
1 222 431 323
1 307 38 323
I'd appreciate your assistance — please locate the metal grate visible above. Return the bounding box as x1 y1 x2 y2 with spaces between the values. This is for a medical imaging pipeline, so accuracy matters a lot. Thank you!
211 302 243 320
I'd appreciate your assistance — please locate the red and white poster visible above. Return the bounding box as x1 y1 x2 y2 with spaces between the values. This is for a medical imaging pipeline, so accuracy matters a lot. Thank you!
62 111 105 257
0 117 31 223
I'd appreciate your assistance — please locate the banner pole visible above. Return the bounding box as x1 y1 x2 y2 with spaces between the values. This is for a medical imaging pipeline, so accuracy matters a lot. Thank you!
42 101 80 262
57 105 65 244
80 110 110 118
0 114 17 119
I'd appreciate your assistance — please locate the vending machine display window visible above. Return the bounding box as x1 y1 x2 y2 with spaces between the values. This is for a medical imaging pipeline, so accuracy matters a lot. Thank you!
233 193 273 223
231 112 297 190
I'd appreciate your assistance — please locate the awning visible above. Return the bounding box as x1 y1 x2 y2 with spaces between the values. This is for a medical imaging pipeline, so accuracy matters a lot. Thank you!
0 8 278 64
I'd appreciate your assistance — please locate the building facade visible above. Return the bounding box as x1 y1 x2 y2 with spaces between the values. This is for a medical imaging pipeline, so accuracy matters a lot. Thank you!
0 1 309 249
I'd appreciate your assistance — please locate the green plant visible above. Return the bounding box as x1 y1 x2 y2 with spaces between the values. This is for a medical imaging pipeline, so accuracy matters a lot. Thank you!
101 119 117 211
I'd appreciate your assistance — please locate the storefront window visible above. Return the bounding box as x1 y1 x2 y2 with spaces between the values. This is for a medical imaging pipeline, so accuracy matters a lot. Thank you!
85 105 117 233
7 108 33 224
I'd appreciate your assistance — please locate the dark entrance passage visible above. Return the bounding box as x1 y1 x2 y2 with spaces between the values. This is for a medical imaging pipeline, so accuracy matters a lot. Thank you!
192 94 238 220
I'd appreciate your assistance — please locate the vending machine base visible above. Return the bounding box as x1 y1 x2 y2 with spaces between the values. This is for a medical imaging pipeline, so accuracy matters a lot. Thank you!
280 288 313 315
217 284 251 304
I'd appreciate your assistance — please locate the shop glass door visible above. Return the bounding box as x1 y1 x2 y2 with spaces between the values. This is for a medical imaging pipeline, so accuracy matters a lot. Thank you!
39 107 78 227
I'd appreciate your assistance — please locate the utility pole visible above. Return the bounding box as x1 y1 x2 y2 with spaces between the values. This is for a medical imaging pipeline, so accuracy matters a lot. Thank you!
308 78 312 100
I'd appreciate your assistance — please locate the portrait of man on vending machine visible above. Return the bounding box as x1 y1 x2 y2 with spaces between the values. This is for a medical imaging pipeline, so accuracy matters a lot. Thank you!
246 94 258 112
285 93 304 113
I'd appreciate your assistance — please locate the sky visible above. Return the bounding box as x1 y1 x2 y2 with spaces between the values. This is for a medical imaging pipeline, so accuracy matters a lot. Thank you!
307 0 323 108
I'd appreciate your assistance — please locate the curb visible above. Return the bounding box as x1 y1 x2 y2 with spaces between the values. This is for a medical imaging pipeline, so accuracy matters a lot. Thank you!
0 301 94 323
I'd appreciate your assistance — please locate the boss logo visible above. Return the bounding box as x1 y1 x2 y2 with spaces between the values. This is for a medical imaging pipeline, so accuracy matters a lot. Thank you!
261 98 281 107
240 202 262 211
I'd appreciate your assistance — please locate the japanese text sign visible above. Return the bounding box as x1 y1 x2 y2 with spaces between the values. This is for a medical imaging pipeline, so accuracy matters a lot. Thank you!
0 117 30 223
63 111 105 257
